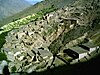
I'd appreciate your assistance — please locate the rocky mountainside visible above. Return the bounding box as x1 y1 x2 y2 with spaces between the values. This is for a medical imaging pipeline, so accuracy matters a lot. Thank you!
0 0 100 74
0 0 31 21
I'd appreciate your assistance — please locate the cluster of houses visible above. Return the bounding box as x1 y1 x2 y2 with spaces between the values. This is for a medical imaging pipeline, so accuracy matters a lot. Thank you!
63 42 99 62
0 3 99 73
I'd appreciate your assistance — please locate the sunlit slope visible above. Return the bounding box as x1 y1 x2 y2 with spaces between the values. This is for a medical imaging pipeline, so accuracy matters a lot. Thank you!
0 0 74 26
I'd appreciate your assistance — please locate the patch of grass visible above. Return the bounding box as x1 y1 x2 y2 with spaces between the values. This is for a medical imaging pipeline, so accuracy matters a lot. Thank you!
11 66 17 72
0 52 7 61
0 31 11 62
0 31 10 49
0 6 57 34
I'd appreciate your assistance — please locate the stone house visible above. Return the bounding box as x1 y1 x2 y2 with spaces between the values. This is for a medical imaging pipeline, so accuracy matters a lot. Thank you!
63 46 88 60
78 42 99 53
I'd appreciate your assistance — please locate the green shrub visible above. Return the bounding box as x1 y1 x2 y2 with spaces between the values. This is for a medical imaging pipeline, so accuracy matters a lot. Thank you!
0 52 7 61
11 66 17 72
0 31 9 49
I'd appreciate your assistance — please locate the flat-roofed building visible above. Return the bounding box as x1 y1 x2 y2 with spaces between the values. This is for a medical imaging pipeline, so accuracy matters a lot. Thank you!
78 42 99 53
63 46 88 60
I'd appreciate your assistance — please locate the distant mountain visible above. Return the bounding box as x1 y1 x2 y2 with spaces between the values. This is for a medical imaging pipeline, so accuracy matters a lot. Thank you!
17 0 75 15
0 0 75 27
0 0 31 21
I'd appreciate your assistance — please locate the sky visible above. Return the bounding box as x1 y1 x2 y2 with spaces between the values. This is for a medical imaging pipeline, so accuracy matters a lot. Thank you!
25 0 43 4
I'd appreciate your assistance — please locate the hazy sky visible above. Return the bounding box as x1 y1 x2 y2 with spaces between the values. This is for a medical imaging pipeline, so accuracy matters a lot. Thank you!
25 0 43 4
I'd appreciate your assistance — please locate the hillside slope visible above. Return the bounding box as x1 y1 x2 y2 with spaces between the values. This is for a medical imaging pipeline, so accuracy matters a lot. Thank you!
0 0 74 27
0 0 100 74
0 0 31 23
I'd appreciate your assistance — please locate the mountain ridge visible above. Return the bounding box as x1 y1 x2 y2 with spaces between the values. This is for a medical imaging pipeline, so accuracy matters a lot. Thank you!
0 0 75 27
0 0 31 21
